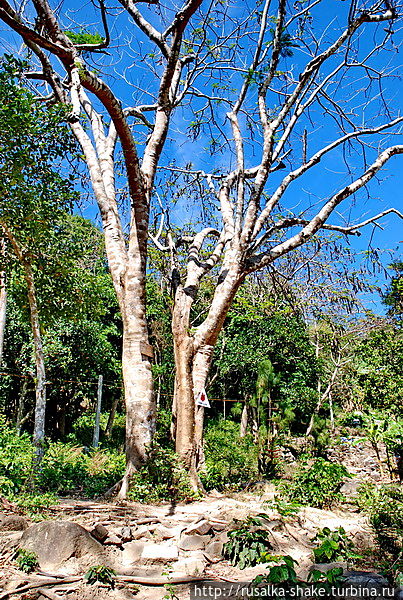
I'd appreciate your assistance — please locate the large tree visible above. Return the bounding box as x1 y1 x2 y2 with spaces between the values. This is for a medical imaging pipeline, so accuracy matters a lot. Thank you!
0 58 77 459
0 0 204 492
148 0 403 481
1 0 403 488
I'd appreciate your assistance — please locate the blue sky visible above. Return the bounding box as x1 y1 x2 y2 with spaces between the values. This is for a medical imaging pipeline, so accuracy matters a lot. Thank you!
1 0 402 313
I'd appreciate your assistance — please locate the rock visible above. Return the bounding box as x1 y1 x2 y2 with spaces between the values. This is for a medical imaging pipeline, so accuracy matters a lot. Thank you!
90 523 109 542
105 533 123 546
120 526 133 542
174 551 206 576
19 521 107 571
154 525 180 540
342 571 390 599
179 534 210 551
210 521 228 532
185 519 212 536
141 542 179 562
0 515 28 531
340 480 361 496
121 541 145 565
204 539 224 562
131 524 154 540
311 562 347 574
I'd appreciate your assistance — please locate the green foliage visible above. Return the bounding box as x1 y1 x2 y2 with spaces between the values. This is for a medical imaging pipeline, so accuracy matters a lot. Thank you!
255 554 298 584
312 527 361 563
12 493 58 519
352 327 403 413
16 548 38 573
264 496 301 518
84 565 116 588
214 303 320 430
383 261 403 321
39 442 125 497
128 443 198 504
71 412 125 449
283 458 350 508
357 484 403 557
224 515 272 569
0 417 33 492
65 30 104 46
201 419 259 491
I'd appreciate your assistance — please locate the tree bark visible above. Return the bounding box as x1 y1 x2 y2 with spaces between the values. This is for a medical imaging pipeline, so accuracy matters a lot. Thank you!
25 262 47 463
2 226 46 463
0 240 6 364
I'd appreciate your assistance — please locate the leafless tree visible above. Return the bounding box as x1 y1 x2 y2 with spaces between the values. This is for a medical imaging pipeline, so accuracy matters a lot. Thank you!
149 0 403 484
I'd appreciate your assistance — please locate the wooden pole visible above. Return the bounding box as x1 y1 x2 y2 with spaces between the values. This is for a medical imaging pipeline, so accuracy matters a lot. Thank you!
93 375 103 448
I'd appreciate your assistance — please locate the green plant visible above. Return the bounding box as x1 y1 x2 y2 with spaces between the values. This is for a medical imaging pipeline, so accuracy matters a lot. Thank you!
312 527 362 563
39 442 125 497
16 548 39 573
258 554 298 584
264 496 301 518
84 565 116 588
358 484 403 556
283 458 350 508
163 583 180 600
12 493 58 519
201 419 259 491
224 515 272 569
128 443 198 503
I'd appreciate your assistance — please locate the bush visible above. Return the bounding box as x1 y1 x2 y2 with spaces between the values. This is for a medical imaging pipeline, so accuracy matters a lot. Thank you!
224 515 273 569
128 443 198 504
312 527 361 563
358 483 403 555
201 419 259 491
282 458 350 508
0 418 34 493
39 442 125 497
70 412 125 449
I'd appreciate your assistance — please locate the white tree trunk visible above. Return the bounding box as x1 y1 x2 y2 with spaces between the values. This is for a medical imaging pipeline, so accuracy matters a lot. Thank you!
0 269 6 365
25 262 47 464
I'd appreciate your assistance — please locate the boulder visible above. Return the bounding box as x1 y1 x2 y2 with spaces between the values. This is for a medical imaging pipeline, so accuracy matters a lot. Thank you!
204 539 224 562
141 542 179 562
342 570 391 600
90 523 109 542
0 515 28 531
19 520 106 570
179 534 210 551
185 519 212 536
174 551 207 576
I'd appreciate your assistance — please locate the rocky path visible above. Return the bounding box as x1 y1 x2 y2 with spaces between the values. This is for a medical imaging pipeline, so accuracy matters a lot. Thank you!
0 487 379 600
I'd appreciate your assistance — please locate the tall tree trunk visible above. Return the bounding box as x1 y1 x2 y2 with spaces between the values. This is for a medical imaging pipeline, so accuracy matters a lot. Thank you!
0 250 6 365
25 262 47 463
192 345 214 471
2 227 46 463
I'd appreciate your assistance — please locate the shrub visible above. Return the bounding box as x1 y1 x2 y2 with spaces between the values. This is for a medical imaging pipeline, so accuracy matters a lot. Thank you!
201 419 259 491
39 442 125 497
312 527 361 563
70 412 125 449
224 515 273 569
282 458 350 508
16 549 38 573
0 418 33 492
128 443 198 504
358 483 403 556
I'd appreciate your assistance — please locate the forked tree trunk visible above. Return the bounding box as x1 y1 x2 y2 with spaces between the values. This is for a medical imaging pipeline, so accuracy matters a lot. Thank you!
172 259 242 485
